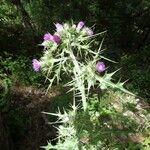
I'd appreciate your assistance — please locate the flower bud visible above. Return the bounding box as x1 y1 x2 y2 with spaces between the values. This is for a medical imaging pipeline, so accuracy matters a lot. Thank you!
86 27 93 36
76 21 84 30
55 23 63 32
32 59 41 71
96 61 106 72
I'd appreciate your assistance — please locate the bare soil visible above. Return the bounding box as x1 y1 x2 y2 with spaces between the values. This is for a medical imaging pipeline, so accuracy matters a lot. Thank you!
6 84 64 150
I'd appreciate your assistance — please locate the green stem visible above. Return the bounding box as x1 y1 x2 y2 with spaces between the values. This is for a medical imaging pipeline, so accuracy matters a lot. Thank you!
69 51 87 111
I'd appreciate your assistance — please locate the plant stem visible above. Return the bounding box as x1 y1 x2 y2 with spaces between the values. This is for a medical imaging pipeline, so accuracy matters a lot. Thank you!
69 51 87 111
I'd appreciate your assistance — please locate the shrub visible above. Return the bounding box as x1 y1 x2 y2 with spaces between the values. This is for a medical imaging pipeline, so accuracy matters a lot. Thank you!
0 53 45 86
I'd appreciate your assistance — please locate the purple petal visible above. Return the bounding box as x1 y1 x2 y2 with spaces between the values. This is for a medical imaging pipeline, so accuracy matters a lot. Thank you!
32 59 41 72
76 21 84 30
96 61 106 72
43 32 53 41
55 23 63 32
53 34 61 44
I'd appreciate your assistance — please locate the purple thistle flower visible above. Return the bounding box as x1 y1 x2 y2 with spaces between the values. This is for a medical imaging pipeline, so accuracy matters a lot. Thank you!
43 32 61 44
55 23 63 32
76 21 84 30
53 34 61 44
32 59 41 72
43 32 53 41
96 61 106 73
86 27 93 36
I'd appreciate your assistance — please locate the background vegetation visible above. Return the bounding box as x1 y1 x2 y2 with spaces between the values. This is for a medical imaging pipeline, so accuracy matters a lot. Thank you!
0 0 150 149
1 0 150 98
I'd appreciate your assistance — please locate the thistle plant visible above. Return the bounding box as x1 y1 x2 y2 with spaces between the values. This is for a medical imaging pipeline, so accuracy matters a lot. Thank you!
33 21 133 111
32 21 150 150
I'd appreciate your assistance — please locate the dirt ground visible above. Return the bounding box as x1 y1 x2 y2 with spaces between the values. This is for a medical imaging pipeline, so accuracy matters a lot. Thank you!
6 84 64 150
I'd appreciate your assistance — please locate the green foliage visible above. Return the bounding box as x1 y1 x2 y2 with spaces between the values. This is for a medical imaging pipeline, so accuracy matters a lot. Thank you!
0 74 11 112
47 93 73 123
42 91 150 150
0 0 21 25
23 0 53 33
7 107 28 140
0 0 149 149
1 0 150 51
0 53 45 86
74 92 148 149
0 54 30 141
115 46 150 98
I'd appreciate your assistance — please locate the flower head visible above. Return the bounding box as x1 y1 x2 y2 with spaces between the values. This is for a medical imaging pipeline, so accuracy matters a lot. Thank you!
43 32 53 41
55 23 63 32
96 61 106 72
43 32 61 44
86 27 93 36
32 59 41 72
53 34 61 44
76 21 84 30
